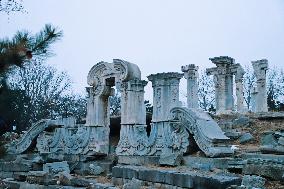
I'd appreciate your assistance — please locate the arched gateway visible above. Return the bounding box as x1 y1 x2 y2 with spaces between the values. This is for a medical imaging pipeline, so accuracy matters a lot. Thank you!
85 59 148 155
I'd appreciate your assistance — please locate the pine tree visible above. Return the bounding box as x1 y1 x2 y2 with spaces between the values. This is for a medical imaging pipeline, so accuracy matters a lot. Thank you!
0 24 63 75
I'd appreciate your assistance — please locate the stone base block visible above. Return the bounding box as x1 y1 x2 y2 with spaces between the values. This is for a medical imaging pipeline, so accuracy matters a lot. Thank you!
118 155 160 166
112 165 241 189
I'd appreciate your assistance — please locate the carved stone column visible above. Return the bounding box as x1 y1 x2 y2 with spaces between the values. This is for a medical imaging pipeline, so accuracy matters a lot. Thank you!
206 56 235 114
85 85 114 154
181 64 199 109
116 79 149 156
252 59 268 112
147 72 183 155
235 66 247 112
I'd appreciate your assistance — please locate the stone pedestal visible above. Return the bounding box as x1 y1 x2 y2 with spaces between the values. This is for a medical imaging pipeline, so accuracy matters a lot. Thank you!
181 64 199 109
252 59 268 112
147 72 183 155
116 79 149 156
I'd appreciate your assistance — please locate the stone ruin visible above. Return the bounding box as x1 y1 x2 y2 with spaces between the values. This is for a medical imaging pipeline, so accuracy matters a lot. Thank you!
1 57 283 189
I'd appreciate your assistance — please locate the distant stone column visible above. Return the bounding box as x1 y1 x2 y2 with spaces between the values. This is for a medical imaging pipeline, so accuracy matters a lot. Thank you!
147 72 183 155
181 64 199 109
116 79 149 156
206 56 235 114
252 59 268 112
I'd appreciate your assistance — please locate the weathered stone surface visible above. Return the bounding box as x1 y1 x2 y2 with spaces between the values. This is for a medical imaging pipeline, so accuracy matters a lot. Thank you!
70 177 97 187
254 112 284 120
43 161 70 174
243 158 284 181
56 171 73 185
0 162 30 172
251 59 268 113
181 64 199 109
1 178 21 189
118 155 160 166
241 175 266 189
122 178 142 189
260 131 284 154
0 171 13 179
13 172 28 182
159 153 182 166
206 56 246 114
232 116 251 128
89 164 104 175
112 165 241 189
26 171 56 185
239 133 254 144
6 119 59 154
183 156 243 170
169 107 234 157
147 72 184 156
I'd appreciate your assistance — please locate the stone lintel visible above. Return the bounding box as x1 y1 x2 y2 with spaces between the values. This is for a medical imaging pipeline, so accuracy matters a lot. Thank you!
209 56 235 65
147 72 183 82
123 79 148 91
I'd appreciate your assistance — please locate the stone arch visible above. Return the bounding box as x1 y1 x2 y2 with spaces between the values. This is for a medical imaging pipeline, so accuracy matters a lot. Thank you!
85 59 142 127
86 59 148 155
169 107 233 157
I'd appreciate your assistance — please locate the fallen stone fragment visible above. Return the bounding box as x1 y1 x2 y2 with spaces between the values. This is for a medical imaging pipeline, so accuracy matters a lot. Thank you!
241 175 266 189
239 133 254 144
89 164 104 175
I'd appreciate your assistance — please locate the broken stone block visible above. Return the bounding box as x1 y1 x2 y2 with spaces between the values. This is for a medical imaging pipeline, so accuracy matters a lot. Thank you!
56 171 73 186
260 131 284 154
159 153 183 166
123 178 142 189
278 137 284 146
0 162 31 172
43 161 70 175
241 175 266 189
89 164 104 175
2 178 21 189
70 177 97 187
26 171 56 185
232 116 251 128
239 133 254 144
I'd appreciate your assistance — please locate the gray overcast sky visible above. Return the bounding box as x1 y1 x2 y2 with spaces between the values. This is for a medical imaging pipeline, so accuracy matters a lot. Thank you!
1 0 284 101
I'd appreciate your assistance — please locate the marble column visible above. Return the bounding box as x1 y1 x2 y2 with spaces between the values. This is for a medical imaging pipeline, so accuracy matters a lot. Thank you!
235 66 247 112
252 59 268 112
181 64 199 109
116 79 149 156
147 72 183 155
206 56 235 114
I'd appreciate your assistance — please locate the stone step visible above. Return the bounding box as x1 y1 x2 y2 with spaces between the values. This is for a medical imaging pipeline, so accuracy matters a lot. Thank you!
112 165 241 189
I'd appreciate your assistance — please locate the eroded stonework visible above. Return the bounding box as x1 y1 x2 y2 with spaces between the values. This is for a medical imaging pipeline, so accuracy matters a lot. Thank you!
251 59 268 113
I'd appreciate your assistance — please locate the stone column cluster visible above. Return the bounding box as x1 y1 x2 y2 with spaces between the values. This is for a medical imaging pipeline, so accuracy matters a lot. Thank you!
251 59 268 112
206 56 248 114
206 56 235 114
181 64 199 109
